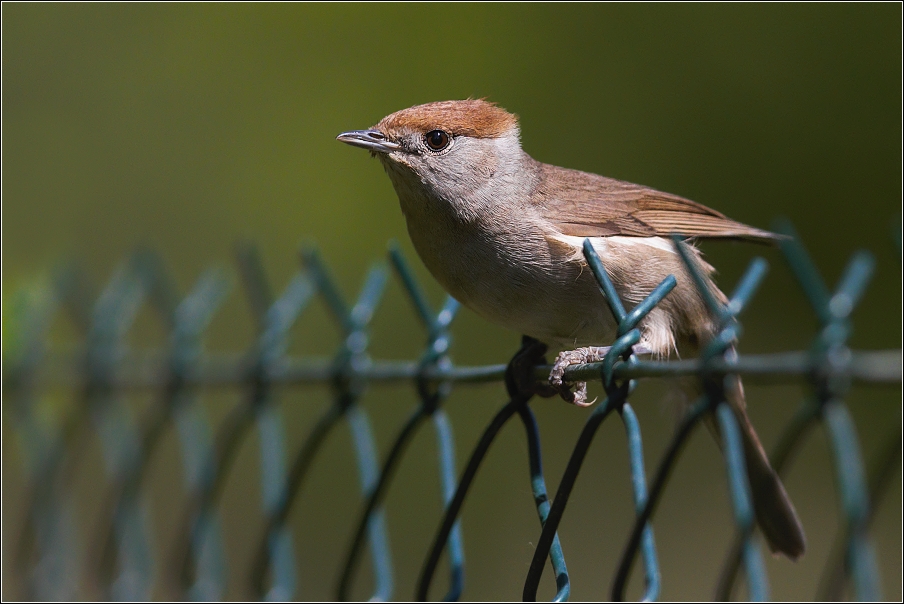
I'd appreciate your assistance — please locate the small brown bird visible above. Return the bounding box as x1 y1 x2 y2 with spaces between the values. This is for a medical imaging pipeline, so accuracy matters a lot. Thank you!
337 99 805 559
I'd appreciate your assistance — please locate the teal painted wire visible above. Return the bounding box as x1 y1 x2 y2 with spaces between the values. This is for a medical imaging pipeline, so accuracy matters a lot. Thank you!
389 242 440 330
418 400 520 601
741 540 769 602
726 258 768 318
8 277 81 600
337 406 427 601
259 273 316 362
670 235 724 319
350 265 390 328
582 239 625 320
601 330 640 391
96 401 152 600
170 271 230 600
6 233 900 603
235 244 276 330
182 399 256 598
433 410 465 601
109 502 154 601
21 348 899 389
257 405 296 600
522 398 617 602
252 400 345 598
516 242 671 601
620 404 660 602
418 384 569 600
257 405 288 517
187 510 227 601
174 393 220 492
822 400 881 601
818 429 901 600
347 405 394 601
822 400 869 526
175 403 227 600
775 225 882 600
302 246 353 331
172 270 232 348
434 295 461 341
255 268 320 600
621 277 676 337
338 252 457 601
87 257 155 600
773 219 833 324
681 252 769 602
164 272 231 600
847 537 882 603
265 528 296 602
182 253 318 599
716 398 822 600
322 260 394 602
715 405 754 526
715 404 768 601
611 397 710 601
88 259 148 348
94 252 185 600
519 404 570 602
828 251 874 320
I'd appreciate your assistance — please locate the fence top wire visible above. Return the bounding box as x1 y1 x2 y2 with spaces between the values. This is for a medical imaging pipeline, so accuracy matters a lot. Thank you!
2 220 901 602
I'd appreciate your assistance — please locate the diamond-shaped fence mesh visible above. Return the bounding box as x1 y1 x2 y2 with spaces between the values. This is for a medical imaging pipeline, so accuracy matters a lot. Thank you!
2 220 900 601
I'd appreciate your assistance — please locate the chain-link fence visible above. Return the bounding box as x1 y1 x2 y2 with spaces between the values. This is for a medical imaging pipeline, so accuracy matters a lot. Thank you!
3 220 900 601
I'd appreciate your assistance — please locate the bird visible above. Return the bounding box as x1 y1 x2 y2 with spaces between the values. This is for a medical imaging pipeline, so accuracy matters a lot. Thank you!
337 98 805 559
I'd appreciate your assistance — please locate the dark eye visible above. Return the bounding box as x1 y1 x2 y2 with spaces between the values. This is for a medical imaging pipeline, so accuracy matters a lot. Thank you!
425 130 451 151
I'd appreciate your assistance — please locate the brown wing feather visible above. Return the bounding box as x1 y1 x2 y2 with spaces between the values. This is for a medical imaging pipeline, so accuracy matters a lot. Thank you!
533 162 779 243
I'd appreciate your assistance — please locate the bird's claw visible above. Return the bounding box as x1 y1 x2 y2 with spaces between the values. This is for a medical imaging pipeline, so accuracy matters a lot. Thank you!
549 344 653 407
548 346 611 407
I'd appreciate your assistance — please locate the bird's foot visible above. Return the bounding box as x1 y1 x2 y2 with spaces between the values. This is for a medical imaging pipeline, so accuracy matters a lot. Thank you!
550 344 652 407
548 346 611 407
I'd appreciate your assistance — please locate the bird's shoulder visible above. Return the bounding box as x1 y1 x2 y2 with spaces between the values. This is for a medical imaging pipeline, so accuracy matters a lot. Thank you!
530 161 778 243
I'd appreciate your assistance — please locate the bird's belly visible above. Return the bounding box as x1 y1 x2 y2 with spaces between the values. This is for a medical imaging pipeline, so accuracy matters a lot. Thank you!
406 223 620 348
486 289 621 349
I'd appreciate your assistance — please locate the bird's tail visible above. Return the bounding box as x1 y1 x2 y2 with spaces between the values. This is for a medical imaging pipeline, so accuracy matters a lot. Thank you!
667 251 806 559
683 373 806 559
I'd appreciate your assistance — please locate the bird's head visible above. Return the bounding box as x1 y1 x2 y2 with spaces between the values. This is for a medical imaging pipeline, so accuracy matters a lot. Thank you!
337 100 530 208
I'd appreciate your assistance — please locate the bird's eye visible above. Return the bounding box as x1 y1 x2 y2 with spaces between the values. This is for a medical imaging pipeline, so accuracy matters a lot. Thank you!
425 130 451 151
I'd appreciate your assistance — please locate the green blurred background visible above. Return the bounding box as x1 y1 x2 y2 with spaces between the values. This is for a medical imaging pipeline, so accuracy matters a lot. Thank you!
2 3 901 601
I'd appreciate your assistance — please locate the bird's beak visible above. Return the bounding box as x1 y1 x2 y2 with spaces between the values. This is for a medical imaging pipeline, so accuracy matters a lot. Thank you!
336 129 400 154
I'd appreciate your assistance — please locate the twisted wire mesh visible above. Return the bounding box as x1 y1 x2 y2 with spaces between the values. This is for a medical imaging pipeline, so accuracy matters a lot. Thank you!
3 222 900 601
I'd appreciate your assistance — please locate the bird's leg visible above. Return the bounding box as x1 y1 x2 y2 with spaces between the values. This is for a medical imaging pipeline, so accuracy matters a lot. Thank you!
505 335 562 401
549 344 653 407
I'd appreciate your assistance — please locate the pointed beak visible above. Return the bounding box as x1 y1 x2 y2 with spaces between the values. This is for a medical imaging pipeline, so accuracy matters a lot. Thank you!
336 129 400 154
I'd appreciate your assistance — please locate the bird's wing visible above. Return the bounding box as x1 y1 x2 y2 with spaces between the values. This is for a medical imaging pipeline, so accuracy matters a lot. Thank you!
534 164 779 242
